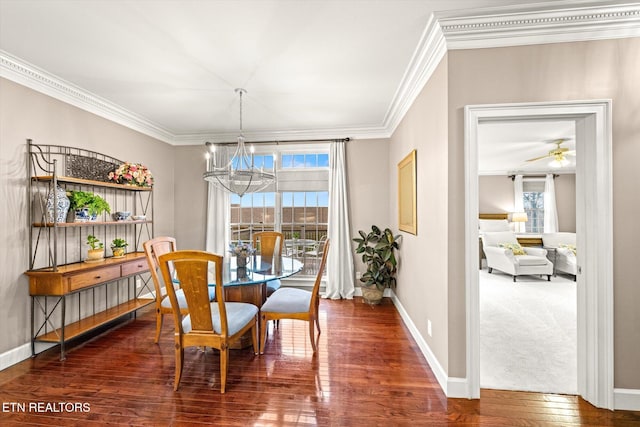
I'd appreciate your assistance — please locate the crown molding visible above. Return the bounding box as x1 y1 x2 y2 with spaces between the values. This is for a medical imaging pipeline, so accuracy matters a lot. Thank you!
439 1 640 50
383 14 447 136
0 50 175 144
172 125 390 146
2 2 639 145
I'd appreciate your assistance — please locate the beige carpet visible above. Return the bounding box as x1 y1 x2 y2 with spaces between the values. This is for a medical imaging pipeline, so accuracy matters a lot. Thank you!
479 269 577 395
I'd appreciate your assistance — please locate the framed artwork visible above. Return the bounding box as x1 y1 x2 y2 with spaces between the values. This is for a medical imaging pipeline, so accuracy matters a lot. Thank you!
398 149 417 235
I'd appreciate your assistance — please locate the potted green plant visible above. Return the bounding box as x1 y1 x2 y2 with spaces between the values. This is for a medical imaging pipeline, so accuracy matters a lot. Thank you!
68 190 111 222
353 225 401 305
86 234 104 263
110 238 128 258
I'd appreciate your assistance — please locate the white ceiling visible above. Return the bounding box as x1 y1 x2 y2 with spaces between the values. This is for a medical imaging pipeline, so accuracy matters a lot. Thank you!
1 0 564 141
478 120 576 175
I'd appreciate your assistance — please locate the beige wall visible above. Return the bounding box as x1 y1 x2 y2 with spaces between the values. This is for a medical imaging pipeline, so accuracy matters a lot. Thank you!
447 37 640 387
0 78 175 354
347 138 391 266
555 174 576 233
390 57 450 371
479 174 576 232
478 176 514 214
173 145 209 251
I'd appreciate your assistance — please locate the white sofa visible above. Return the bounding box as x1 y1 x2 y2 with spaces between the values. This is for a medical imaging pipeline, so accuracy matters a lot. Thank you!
542 232 577 281
482 231 553 282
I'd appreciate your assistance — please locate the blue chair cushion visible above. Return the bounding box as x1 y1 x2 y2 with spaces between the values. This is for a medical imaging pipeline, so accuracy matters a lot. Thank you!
182 302 258 336
161 287 216 309
261 287 311 314
266 279 281 296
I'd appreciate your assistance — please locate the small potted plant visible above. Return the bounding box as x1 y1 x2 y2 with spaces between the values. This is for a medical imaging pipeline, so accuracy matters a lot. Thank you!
86 234 104 263
110 238 128 258
68 190 111 222
353 225 401 305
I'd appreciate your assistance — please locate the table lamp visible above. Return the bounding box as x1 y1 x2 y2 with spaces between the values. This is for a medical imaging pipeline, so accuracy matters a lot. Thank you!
511 212 528 233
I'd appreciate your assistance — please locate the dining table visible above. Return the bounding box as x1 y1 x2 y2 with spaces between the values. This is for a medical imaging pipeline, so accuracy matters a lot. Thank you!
219 255 303 308
195 255 304 349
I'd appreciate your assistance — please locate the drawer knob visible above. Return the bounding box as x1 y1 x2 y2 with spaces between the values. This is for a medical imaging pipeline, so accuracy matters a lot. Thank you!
138 264 143 268
95 276 101 279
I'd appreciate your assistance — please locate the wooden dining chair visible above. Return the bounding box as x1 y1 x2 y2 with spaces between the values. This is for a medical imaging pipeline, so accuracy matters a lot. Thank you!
252 231 284 297
157 250 259 393
259 239 330 354
143 236 215 343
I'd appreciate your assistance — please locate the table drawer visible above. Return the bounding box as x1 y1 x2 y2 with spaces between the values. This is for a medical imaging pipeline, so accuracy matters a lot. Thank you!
121 259 149 277
68 266 121 292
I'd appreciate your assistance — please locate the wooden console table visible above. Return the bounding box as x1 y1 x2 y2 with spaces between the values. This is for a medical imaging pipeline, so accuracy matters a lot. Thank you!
26 253 153 360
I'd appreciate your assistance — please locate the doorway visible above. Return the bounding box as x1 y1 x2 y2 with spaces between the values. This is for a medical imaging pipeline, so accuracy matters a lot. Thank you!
464 100 613 409
476 119 578 393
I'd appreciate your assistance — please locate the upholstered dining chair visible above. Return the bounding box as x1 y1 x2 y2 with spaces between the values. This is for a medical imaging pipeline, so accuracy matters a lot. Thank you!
157 250 259 393
143 236 215 343
252 231 284 297
259 239 330 354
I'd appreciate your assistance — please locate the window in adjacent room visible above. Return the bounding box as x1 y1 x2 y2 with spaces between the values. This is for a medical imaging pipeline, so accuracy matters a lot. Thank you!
522 179 545 233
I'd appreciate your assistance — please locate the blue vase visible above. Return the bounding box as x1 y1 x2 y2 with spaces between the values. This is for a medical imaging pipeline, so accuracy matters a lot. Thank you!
74 208 97 222
46 186 70 223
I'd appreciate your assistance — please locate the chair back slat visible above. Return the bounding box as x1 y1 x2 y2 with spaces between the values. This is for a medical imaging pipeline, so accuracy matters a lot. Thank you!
143 236 177 297
253 231 284 262
158 250 227 336
310 239 330 310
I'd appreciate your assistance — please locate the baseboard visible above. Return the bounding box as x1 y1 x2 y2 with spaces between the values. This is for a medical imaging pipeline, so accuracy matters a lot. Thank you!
0 343 32 371
390 291 452 395
614 388 640 411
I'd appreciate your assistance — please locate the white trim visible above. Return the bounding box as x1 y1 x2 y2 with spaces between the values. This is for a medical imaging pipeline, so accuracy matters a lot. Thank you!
614 388 640 411
464 100 614 409
390 291 449 395
383 14 447 136
0 343 32 371
0 342 55 371
389 290 470 398
440 1 640 50
0 50 175 144
2 4 638 145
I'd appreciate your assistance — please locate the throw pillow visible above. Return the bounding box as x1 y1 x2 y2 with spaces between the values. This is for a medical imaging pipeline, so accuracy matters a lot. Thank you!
559 244 577 255
498 242 526 255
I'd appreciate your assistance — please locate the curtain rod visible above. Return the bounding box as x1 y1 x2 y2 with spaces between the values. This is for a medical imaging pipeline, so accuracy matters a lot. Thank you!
206 137 350 147
508 174 559 180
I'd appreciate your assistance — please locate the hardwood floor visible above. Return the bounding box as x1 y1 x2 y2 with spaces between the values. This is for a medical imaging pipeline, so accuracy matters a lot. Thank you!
1 298 639 426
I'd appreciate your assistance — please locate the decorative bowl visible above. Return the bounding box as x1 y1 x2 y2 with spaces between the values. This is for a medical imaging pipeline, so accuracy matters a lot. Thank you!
113 211 131 221
132 215 146 221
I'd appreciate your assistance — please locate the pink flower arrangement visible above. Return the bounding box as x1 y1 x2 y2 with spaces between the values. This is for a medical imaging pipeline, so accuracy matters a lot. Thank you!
109 162 154 187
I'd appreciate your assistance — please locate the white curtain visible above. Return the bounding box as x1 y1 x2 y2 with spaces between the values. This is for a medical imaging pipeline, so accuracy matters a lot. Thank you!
205 183 230 256
513 174 524 233
544 173 559 233
324 140 355 299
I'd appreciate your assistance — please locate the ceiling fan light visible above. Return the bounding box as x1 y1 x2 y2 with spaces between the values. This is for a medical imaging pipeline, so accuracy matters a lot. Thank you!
549 156 569 168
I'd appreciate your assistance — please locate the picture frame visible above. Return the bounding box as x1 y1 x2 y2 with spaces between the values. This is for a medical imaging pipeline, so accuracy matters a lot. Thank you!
398 149 417 235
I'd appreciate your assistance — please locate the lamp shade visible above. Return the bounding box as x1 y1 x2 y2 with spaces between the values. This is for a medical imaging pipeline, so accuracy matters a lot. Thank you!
511 212 528 222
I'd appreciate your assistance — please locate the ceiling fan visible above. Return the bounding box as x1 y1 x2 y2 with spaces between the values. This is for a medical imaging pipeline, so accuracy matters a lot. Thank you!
525 139 575 167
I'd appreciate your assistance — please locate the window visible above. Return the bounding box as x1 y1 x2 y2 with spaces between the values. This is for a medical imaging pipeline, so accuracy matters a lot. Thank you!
230 192 276 242
227 144 330 276
281 191 329 242
281 153 329 169
522 179 545 233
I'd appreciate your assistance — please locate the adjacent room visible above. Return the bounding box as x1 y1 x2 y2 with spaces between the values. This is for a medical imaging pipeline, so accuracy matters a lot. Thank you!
477 120 578 395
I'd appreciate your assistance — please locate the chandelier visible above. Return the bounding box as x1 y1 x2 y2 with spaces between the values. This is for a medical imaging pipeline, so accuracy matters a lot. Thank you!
203 88 276 196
